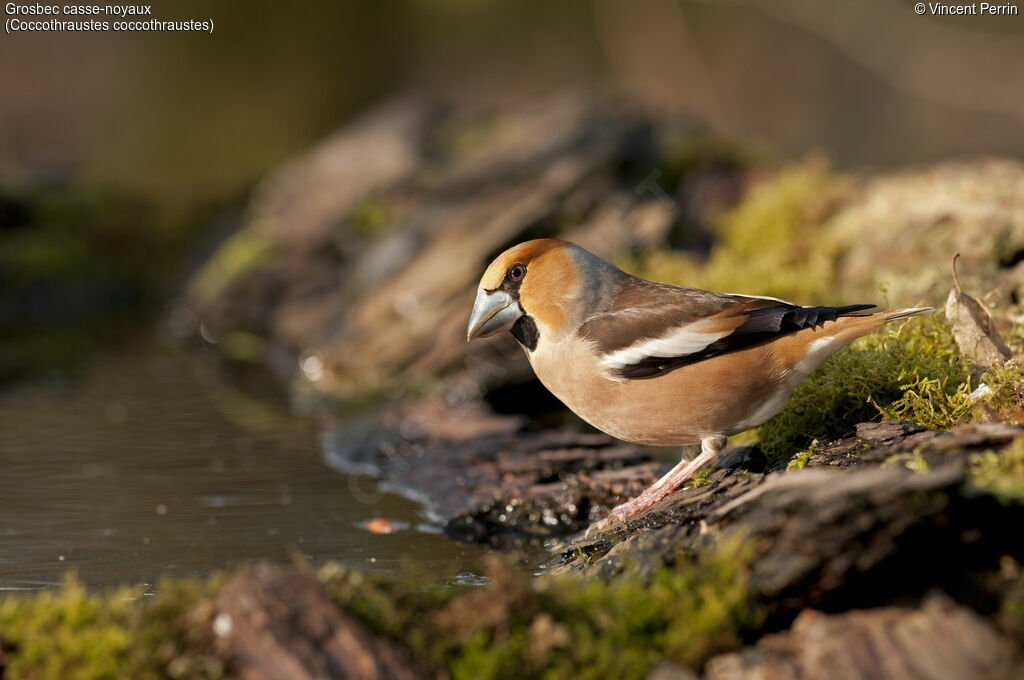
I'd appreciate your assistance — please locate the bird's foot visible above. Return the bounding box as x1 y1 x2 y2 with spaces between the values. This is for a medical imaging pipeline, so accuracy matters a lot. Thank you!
584 436 726 538
585 485 673 537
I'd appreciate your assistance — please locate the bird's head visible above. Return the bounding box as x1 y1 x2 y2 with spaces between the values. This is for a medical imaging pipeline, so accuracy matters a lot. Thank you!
467 239 624 350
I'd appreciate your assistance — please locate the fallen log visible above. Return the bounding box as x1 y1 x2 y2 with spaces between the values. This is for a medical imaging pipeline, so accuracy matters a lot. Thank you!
705 595 1022 680
554 421 1024 617
206 563 428 680
323 401 665 546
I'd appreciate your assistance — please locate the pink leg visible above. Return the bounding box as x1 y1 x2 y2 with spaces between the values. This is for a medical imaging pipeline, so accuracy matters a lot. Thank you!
587 435 726 535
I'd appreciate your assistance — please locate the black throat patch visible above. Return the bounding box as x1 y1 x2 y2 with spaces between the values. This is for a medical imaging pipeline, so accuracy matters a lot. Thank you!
510 315 539 351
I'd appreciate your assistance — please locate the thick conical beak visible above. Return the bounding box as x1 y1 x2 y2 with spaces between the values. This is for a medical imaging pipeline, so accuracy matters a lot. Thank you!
467 289 523 340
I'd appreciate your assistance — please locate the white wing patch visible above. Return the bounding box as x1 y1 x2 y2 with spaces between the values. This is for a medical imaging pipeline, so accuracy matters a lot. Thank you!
727 292 798 305
791 335 844 378
598 317 733 374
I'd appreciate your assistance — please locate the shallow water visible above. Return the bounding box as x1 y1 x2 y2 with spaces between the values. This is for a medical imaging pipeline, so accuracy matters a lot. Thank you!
0 342 487 592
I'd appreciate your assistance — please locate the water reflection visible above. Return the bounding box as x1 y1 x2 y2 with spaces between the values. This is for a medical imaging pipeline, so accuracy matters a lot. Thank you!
0 343 485 591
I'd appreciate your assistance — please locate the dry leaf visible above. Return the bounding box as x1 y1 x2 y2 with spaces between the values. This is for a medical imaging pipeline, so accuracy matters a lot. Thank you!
945 253 1011 367
364 518 397 534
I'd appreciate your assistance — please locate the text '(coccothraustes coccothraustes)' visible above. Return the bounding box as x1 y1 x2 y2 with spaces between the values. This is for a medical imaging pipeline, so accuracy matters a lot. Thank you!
467 239 933 533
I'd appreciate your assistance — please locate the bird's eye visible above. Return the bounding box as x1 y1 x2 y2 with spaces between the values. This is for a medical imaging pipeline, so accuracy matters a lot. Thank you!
507 264 526 282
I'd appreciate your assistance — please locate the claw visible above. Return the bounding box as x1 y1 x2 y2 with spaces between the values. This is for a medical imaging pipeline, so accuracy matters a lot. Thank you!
585 503 629 536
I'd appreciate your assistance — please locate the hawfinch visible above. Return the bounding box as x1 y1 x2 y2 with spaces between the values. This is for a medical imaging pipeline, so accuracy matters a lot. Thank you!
467 239 932 532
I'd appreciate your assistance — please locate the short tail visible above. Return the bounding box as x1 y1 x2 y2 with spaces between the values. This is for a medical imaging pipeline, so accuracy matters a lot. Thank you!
883 307 935 322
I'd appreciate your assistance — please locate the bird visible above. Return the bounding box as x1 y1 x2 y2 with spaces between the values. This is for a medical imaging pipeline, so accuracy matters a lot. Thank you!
466 238 933 533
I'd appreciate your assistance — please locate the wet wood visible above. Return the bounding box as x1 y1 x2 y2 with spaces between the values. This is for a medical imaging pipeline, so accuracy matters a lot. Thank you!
327 402 666 546
706 595 1022 680
553 421 1024 615
207 563 428 680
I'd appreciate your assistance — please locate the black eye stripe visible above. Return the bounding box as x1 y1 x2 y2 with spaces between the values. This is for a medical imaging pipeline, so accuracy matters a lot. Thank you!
498 263 527 297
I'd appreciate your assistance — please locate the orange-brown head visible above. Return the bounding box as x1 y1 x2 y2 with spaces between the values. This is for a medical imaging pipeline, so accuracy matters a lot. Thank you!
467 239 625 350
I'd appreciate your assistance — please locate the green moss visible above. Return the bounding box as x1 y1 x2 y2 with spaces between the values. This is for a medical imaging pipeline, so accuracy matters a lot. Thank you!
190 225 275 304
969 437 1024 504
350 196 395 235
684 467 718 488
322 537 762 679
727 430 759 446
975 359 1024 424
0 572 228 680
758 315 971 464
882 448 931 473
871 371 973 430
219 330 268 363
622 160 850 303
786 443 816 471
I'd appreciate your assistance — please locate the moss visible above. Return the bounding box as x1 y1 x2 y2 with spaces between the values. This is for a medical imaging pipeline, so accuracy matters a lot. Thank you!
882 448 931 473
969 437 1024 504
622 159 850 303
189 225 275 305
684 467 718 488
0 572 228 680
786 443 815 471
758 315 971 465
727 430 759 446
219 330 268 364
349 196 395 235
322 537 762 679
975 359 1024 424
871 372 973 430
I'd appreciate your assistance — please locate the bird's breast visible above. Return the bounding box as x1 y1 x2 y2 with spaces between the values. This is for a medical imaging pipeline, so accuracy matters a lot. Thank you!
525 334 796 446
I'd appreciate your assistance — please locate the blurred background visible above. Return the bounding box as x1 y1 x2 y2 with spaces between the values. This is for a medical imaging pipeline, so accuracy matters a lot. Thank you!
3 0 1024 588
6 0 1024 379
5 0 1024 219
